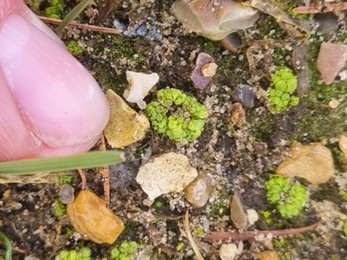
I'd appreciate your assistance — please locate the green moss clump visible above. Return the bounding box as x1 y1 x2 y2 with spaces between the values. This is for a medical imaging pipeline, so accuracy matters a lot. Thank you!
110 241 138 260
146 88 208 141
268 67 299 113
265 174 308 218
343 220 347 236
45 0 64 19
55 247 91 260
53 199 66 217
67 41 85 56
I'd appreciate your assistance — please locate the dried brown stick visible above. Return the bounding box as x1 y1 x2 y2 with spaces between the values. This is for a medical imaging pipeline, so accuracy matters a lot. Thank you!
0 240 28 255
38 16 122 34
293 3 347 14
204 221 319 241
77 168 87 189
184 209 204 260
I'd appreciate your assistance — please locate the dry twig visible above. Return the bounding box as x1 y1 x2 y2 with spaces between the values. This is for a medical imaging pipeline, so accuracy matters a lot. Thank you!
39 16 122 34
77 168 87 189
204 221 319 241
293 2 347 13
184 209 204 260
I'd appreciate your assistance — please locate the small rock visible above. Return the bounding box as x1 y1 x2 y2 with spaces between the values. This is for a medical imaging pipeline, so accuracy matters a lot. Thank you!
184 174 214 208
256 250 281 260
230 193 247 230
190 52 216 90
246 209 259 226
313 13 339 35
339 135 347 159
317 42 347 85
220 32 242 52
230 102 246 126
201 62 218 77
67 190 124 244
328 98 340 108
123 71 159 109
219 243 238 260
232 84 255 107
104 89 150 148
171 0 259 40
136 152 198 200
59 184 75 204
276 142 334 184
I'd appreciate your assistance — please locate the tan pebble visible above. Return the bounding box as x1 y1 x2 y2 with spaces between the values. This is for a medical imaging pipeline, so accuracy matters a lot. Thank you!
339 135 347 159
256 250 280 260
219 243 238 260
184 174 214 208
104 89 150 148
328 98 340 108
276 141 334 184
230 193 247 230
67 190 124 244
230 102 246 126
201 62 218 77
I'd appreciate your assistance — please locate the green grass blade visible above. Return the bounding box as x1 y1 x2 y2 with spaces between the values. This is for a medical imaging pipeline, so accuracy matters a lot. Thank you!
56 0 93 36
0 231 12 260
0 151 122 175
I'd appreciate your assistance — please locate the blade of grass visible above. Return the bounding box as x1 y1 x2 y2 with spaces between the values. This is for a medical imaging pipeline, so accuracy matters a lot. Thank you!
56 0 93 36
0 231 12 260
0 151 122 175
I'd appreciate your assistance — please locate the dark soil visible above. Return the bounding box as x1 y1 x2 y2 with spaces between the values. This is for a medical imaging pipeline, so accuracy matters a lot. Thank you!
1 0 347 259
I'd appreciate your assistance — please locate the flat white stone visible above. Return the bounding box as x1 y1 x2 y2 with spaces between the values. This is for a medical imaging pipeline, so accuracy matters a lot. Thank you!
136 152 198 200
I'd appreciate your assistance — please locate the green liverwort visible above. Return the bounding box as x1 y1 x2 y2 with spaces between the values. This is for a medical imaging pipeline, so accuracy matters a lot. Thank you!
146 88 208 141
110 241 138 260
44 0 64 19
268 67 299 113
265 175 308 219
55 247 91 260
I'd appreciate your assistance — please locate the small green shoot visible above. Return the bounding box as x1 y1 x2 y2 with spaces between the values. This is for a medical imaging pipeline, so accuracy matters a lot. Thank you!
56 0 93 36
343 220 347 236
45 0 64 19
0 151 122 175
54 199 66 217
0 231 12 260
59 174 75 185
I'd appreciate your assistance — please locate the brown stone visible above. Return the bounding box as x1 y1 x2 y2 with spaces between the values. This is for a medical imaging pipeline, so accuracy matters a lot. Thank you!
184 174 214 208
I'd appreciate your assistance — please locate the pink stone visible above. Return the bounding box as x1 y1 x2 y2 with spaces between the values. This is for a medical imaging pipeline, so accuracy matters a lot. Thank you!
317 42 347 85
